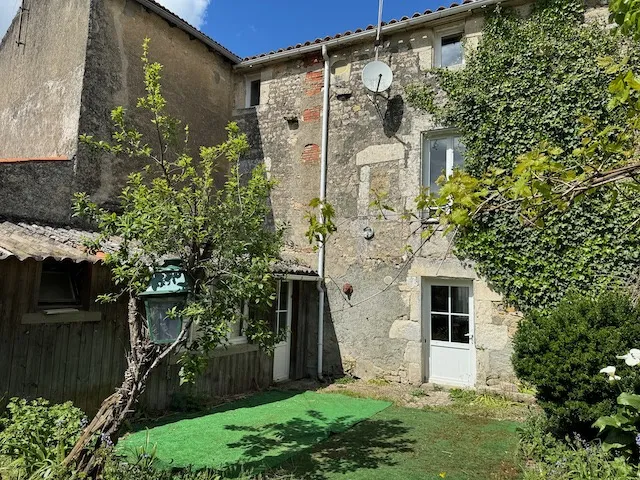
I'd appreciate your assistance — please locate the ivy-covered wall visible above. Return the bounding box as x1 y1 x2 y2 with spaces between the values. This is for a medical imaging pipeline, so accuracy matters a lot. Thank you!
410 0 640 312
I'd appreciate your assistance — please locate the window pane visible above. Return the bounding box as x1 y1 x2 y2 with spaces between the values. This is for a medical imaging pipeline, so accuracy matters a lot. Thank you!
250 79 261 106
451 315 470 343
431 314 449 341
441 35 463 67
453 137 465 170
39 271 77 304
148 299 183 343
431 285 449 313
279 281 289 310
429 138 447 194
278 311 288 334
451 286 469 314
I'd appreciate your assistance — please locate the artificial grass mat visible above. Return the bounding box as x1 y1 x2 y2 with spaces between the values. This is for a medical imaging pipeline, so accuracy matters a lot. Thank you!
117 390 391 474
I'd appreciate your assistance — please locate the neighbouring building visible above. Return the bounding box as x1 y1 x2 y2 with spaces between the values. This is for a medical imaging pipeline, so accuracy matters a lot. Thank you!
0 0 611 412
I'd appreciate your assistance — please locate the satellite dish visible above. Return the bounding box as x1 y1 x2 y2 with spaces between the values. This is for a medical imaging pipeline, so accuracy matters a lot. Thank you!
362 60 393 93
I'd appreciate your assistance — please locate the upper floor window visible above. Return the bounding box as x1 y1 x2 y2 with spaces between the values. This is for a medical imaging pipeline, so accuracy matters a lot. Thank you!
246 75 261 107
422 134 465 195
436 32 464 68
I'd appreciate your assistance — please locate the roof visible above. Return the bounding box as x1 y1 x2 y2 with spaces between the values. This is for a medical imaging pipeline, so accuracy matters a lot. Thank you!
132 0 493 66
239 0 491 64
0 221 117 264
134 0 242 63
272 252 318 277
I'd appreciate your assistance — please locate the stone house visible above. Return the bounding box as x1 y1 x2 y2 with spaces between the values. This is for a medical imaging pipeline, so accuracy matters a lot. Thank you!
0 0 610 407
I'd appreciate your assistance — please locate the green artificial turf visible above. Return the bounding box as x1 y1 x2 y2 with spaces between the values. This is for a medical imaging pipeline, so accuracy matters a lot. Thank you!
117 390 391 474
268 406 521 480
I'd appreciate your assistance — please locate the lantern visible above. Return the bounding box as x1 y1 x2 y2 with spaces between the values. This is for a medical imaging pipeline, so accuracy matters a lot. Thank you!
139 259 190 344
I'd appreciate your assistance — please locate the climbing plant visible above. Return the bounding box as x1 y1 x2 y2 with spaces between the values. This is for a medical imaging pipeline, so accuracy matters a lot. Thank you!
407 0 640 312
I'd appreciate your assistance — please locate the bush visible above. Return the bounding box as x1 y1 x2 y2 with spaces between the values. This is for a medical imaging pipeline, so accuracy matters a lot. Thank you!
513 293 640 435
0 398 86 479
518 413 637 479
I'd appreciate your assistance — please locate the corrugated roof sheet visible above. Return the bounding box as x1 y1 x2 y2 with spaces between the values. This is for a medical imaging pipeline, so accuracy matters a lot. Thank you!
242 0 480 61
0 220 317 275
0 221 117 264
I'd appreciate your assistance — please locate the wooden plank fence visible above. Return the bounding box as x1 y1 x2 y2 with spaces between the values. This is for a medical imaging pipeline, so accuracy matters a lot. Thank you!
0 257 273 415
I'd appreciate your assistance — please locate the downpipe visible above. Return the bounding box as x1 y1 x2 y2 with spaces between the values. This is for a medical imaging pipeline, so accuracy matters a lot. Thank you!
317 44 330 380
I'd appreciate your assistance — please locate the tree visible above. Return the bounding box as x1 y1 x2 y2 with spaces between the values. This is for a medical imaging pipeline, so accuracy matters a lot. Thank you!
63 39 283 472
408 0 640 311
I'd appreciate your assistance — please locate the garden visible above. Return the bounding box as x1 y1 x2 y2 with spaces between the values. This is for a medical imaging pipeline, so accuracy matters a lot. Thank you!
5 0 640 478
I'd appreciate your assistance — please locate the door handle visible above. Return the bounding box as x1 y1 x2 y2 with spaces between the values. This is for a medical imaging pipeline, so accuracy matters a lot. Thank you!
464 333 474 342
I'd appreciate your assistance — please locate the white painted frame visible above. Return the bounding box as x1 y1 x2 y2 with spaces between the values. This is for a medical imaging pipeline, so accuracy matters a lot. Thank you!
422 277 476 387
421 130 462 193
244 73 261 108
273 279 293 382
433 26 465 69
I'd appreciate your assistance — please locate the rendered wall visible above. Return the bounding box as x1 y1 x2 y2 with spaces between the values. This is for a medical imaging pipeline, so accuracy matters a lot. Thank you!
0 0 90 223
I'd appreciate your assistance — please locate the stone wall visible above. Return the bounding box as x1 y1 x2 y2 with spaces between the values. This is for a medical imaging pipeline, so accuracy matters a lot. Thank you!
75 0 236 211
0 0 235 224
0 0 90 223
234 8 520 387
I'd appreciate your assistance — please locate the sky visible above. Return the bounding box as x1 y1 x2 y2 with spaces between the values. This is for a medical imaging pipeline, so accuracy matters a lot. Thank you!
0 0 449 57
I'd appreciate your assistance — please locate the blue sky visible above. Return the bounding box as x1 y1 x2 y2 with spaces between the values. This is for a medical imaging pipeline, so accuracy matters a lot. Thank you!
204 0 452 58
1 1 451 58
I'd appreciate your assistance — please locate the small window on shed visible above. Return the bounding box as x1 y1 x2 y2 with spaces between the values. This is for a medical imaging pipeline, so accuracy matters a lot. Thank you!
437 33 464 68
38 261 88 309
246 76 261 107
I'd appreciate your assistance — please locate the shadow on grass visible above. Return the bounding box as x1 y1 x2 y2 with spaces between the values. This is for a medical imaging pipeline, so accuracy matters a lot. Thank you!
125 390 301 432
218 410 414 479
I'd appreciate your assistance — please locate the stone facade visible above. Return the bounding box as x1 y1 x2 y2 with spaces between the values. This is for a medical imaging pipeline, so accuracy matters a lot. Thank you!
233 6 533 388
0 0 609 389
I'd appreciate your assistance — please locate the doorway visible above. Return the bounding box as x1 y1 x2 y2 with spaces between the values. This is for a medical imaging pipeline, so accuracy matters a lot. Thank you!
423 279 475 387
273 280 293 382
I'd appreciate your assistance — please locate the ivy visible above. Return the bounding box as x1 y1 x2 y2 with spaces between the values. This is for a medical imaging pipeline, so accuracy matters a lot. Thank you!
408 0 640 311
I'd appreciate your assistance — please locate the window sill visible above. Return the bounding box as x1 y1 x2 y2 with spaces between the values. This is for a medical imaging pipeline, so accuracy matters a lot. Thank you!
22 310 102 325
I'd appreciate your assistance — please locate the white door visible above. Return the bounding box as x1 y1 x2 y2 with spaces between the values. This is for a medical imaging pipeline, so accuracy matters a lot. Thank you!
273 280 292 382
423 279 475 387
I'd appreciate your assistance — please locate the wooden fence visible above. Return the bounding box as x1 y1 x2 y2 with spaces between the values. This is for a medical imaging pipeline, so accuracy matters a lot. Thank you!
0 257 273 415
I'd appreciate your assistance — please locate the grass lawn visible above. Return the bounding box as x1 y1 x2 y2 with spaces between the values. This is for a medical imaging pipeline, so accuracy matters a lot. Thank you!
267 406 520 480
118 390 522 479
117 391 391 473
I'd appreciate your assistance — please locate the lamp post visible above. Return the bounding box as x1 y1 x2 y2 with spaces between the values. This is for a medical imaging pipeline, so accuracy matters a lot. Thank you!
139 259 190 344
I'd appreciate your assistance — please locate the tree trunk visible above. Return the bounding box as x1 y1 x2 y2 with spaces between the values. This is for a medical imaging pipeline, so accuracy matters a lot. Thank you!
63 294 165 474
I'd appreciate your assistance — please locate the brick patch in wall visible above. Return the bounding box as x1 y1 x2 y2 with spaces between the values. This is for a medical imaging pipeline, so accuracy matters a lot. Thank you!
305 70 324 96
302 106 321 122
302 144 320 163
303 53 323 67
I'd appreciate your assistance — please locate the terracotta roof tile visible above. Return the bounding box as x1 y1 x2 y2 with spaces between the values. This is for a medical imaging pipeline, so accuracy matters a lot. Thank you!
242 0 480 61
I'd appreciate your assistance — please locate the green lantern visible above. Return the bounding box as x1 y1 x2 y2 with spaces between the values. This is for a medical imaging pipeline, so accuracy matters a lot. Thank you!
139 259 190 344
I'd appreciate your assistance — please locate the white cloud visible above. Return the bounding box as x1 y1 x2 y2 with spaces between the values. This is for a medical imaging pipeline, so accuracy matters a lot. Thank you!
0 1 20 42
155 0 211 29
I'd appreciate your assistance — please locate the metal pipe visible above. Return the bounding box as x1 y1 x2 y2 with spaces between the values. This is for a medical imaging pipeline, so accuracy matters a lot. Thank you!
235 0 501 69
375 0 384 61
317 44 330 380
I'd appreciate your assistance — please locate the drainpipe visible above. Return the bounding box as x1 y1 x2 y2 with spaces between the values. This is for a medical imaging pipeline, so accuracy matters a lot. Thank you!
317 44 330 380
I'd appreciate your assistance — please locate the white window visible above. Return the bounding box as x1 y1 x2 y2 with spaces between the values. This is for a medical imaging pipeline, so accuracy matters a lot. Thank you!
228 302 248 345
422 134 465 195
274 281 290 337
245 75 261 108
435 32 464 68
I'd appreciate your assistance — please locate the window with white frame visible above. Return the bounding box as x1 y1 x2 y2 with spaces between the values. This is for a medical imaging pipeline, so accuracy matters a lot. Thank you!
436 32 464 68
430 284 471 344
245 75 261 108
422 134 465 195
274 280 290 338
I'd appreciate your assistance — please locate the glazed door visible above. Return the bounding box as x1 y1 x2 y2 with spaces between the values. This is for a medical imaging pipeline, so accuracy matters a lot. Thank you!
424 280 475 387
273 280 292 382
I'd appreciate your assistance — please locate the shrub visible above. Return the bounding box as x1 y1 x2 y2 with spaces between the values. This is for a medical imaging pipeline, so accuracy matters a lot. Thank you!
518 413 637 479
513 293 640 435
0 398 86 479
